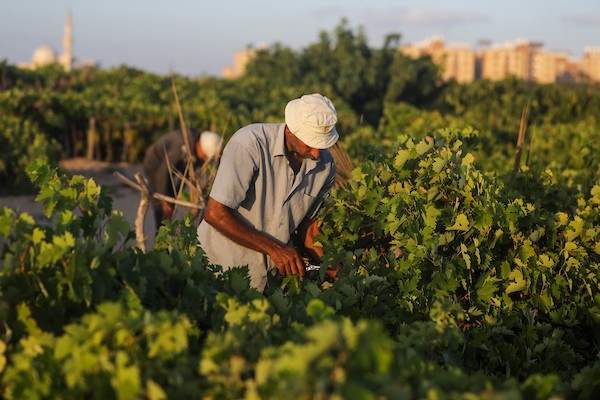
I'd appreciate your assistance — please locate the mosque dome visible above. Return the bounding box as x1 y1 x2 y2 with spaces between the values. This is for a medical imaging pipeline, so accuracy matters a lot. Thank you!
32 45 57 67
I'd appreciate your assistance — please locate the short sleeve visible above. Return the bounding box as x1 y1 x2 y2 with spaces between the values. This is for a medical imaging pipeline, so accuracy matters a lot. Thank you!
209 136 258 209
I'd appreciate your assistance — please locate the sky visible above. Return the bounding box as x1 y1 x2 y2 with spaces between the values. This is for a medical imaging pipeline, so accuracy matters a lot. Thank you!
1 1 600 78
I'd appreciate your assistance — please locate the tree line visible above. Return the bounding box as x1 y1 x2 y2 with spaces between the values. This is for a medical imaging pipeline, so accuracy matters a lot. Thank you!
1 20 599 195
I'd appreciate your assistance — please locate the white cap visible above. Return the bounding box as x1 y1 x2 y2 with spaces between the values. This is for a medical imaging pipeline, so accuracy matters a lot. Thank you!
200 131 221 158
284 93 339 149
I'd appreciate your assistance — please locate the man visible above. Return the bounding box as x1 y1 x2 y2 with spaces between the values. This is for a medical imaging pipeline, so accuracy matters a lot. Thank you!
197 93 338 291
143 129 221 232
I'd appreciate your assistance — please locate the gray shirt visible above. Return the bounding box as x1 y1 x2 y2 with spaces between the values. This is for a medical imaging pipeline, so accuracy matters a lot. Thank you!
197 123 336 291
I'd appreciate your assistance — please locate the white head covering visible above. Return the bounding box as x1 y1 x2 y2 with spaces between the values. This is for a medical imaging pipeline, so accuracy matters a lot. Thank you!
284 93 339 149
199 131 222 158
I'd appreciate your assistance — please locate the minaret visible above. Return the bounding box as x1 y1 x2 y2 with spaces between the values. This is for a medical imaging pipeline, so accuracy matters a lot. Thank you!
59 10 73 71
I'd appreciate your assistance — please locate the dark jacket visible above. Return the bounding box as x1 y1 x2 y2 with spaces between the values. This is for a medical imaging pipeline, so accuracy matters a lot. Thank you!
143 129 199 197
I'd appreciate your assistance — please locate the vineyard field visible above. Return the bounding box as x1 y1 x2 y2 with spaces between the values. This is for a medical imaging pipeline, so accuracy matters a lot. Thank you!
1 129 599 398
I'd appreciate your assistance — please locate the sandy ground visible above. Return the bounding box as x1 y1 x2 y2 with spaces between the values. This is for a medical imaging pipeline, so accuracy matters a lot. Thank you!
0 158 197 250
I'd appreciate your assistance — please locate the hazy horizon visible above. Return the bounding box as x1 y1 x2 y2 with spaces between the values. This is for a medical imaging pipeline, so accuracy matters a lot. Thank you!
2 0 599 78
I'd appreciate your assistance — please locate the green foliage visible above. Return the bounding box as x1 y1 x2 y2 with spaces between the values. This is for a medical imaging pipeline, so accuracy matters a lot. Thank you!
0 116 61 195
2 152 599 398
0 161 219 364
318 128 599 394
2 299 202 399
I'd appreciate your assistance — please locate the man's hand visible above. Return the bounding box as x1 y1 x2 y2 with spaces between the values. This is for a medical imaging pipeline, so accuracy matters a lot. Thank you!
325 265 341 280
296 217 324 262
268 244 305 279
203 198 306 279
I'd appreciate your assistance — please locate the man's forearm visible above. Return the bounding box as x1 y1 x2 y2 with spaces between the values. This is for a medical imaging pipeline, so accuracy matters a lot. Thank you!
203 200 280 256
202 198 306 277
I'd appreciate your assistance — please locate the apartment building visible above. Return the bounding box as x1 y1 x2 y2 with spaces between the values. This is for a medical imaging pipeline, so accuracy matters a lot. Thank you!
581 47 600 83
400 36 477 83
400 36 598 84
222 36 599 85
222 48 256 79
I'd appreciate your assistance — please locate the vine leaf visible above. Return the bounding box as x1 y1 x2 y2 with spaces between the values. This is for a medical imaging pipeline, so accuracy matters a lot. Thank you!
505 269 527 294
447 214 469 231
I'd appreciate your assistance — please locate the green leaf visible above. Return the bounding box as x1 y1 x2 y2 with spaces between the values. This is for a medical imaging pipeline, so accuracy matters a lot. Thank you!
519 240 536 262
447 214 469 231
32 227 46 244
476 274 499 303
555 212 569 227
528 227 545 243
461 153 475 167
537 254 555 269
0 208 15 237
104 212 131 247
26 158 53 186
394 149 411 169
112 351 142 400
147 380 167 400
563 241 578 255
431 158 447 173
505 268 527 294
0 340 6 373
306 299 335 322
415 137 434 155
565 218 584 242
460 243 471 269
422 204 441 229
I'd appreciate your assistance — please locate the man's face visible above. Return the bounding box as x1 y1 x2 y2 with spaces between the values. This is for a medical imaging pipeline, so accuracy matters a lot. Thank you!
195 141 206 161
286 127 320 160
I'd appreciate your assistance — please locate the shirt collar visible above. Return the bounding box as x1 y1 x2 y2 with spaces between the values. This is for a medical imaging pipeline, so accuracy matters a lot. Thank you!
274 124 286 157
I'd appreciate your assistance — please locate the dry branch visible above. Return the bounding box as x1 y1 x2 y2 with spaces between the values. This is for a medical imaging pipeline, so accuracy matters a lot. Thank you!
329 141 354 188
171 78 201 203
514 101 530 174
134 172 149 252
113 171 203 210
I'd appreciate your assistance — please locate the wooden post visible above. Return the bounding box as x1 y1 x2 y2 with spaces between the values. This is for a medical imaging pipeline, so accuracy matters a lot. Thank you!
86 116 96 161
134 172 149 253
514 101 530 174
113 171 205 250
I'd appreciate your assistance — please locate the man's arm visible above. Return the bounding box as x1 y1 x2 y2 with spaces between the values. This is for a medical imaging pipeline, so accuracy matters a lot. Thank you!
296 217 341 280
203 197 306 279
296 217 324 262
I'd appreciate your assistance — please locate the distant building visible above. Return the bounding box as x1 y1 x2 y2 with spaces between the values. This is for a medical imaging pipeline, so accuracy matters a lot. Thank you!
442 44 477 83
533 51 579 83
222 48 257 79
224 36 599 84
479 40 542 81
18 10 95 72
581 47 600 83
400 36 477 83
399 35 598 84
58 10 73 71
30 45 58 68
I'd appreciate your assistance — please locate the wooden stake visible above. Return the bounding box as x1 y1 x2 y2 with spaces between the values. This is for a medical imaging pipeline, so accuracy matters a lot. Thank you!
514 101 530 174
113 171 203 210
134 172 149 253
171 78 201 202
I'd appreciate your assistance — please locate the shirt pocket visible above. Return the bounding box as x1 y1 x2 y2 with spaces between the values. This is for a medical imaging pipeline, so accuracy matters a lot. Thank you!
287 188 318 225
